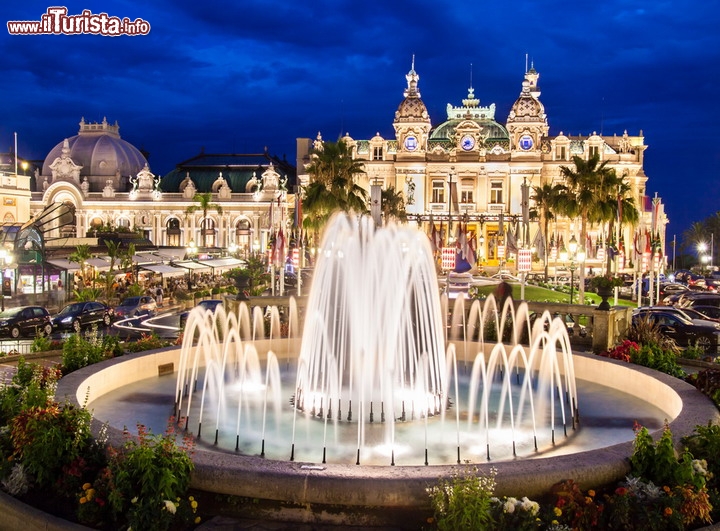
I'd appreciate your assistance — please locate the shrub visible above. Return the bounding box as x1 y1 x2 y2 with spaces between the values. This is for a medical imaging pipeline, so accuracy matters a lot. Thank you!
628 316 681 354
630 343 686 378
61 329 116 374
598 339 639 362
427 467 497 530
123 332 170 353
0 358 62 424
30 334 63 353
106 422 197 531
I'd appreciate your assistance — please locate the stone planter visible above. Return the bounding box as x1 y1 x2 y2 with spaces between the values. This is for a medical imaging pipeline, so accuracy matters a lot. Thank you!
597 287 613 311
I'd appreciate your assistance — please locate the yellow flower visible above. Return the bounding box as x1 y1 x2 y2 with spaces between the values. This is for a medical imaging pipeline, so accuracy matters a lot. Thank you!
553 507 562 517
588 489 595 497
194 516 202 524
189 496 195 501
86 489 95 499
664 507 673 516
191 500 198 509
663 485 671 493
552 520 559 525
82 483 92 490
79 497 87 504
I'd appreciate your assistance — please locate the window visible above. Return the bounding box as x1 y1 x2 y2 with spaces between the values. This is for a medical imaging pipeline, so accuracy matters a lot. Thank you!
431 180 445 204
589 145 599 158
166 218 181 247
460 180 473 203
201 218 216 247
557 146 566 160
373 146 383 160
490 182 503 204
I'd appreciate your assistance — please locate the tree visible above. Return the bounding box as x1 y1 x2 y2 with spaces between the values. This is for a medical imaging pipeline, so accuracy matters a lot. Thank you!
302 140 368 241
531 182 566 281
103 239 121 300
185 192 223 247
380 186 408 223
69 244 91 287
559 155 620 302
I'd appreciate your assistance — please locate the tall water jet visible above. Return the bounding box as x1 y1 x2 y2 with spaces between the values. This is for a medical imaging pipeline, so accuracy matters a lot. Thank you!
175 213 581 465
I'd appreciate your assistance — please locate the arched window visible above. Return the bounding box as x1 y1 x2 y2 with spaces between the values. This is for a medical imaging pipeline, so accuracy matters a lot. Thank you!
3 213 14 223
166 218 181 246
201 218 216 247
235 219 252 256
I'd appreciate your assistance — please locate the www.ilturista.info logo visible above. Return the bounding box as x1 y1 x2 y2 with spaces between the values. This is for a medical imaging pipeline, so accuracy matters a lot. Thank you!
7 7 150 36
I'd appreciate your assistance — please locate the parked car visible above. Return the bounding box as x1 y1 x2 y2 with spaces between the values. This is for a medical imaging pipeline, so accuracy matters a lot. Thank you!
0 306 52 338
633 309 720 352
179 299 223 328
681 294 720 309
658 282 688 300
688 305 720 321
114 295 157 320
52 301 112 332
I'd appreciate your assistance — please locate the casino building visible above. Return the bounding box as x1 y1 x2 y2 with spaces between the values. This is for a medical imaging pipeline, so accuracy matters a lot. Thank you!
298 62 666 275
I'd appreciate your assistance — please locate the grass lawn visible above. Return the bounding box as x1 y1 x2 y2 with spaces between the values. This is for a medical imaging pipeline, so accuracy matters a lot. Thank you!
471 283 638 307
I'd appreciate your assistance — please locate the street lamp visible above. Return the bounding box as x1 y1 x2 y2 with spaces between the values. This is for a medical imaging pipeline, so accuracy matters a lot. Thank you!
559 235 585 304
698 242 708 274
186 240 198 288
0 249 13 311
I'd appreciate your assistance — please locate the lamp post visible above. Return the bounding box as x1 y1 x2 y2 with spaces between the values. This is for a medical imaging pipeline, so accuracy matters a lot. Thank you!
559 235 585 304
0 249 13 311
186 240 198 288
698 242 708 275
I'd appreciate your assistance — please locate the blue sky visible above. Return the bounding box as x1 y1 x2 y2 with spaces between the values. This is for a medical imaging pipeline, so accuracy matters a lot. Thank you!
1 1 719 242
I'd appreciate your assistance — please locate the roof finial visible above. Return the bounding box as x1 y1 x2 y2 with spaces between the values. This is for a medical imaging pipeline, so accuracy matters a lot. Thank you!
525 53 528 73
411 54 415 72
470 62 473 90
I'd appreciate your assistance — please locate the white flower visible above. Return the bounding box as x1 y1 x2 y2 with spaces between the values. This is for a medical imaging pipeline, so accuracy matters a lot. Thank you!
503 499 516 514
164 499 177 514
521 496 540 515
131 496 138 504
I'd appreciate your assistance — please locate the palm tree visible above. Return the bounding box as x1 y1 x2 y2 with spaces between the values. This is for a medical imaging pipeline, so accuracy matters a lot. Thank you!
302 140 368 242
380 186 408 223
185 192 223 247
531 182 566 281
682 221 708 257
69 244 91 287
559 154 619 302
103 239 121 300
601 176 639 275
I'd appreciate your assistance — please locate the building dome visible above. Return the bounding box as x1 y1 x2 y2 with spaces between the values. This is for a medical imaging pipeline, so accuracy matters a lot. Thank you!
430 119 509 141
394 61 430 124
508 81 546 121
41 118 147 192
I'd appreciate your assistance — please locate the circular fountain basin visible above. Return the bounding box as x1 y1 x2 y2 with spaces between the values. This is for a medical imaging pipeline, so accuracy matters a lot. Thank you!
55 344 720 528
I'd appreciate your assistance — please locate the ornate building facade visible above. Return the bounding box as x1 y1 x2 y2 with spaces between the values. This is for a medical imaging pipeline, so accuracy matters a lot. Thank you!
298 62 665 275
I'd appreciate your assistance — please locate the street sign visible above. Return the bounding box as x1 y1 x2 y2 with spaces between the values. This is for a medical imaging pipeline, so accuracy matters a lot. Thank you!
441 247 456 270
517 249 532 272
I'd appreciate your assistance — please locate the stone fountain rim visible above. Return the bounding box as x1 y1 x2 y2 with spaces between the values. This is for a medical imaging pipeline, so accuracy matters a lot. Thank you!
56 346 720 511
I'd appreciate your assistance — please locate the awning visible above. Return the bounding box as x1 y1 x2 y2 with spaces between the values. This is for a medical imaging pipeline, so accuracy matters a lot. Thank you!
131 253 158 265
174 260 212 272
86 257 111 272
141 264 187 278
154 248 185 261
197 257 245 273
46 259 81 272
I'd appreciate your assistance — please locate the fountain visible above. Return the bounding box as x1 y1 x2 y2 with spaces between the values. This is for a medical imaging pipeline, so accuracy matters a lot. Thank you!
54 213 720 528
174 214 582 466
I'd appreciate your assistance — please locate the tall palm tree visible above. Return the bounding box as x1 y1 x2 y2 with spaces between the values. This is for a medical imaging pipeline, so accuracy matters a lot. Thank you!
381 186 408 224
185 192 223 247
559 154 619 302
69 244 91 287
682 221 708 257
531 182 566 281
302 140 368 242
601 176 639 275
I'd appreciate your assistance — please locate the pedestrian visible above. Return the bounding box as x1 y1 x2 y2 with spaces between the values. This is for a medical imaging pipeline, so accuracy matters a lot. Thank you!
156 285 164 307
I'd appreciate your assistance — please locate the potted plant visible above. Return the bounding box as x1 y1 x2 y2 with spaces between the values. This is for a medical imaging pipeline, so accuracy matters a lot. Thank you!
224 255 270 300
589 274 624 310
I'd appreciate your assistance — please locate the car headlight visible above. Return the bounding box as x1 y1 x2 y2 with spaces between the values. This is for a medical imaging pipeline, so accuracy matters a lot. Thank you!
60 316 73 324
0 320 8 326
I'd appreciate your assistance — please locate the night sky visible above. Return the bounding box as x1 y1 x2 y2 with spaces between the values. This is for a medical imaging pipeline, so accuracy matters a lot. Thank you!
2 1 719 243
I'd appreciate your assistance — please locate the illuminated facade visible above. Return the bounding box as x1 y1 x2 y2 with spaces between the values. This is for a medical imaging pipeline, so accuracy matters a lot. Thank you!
298 62 665 274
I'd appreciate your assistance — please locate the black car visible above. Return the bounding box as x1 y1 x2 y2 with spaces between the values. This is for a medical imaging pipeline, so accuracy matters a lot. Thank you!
633 309 720 352
52 301 112 332
0 306 52 338
179 299 223 328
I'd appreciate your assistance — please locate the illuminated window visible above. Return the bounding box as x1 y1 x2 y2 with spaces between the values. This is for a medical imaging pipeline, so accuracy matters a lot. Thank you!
490 182 503 204
431 180 445 203
372 146 383 160
461 180 473 203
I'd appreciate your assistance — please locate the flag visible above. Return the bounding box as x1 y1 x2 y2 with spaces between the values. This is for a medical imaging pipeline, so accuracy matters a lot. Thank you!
532 229 545 261
429 223 438 253
272 227 286 266
466 230 477 264
294 188 302 230
456 224 467 259
498 212 504 237
438 221 445 250
506 225 518 254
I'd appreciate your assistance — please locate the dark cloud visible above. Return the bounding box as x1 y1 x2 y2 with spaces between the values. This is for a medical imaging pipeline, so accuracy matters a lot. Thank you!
1 0 719 237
